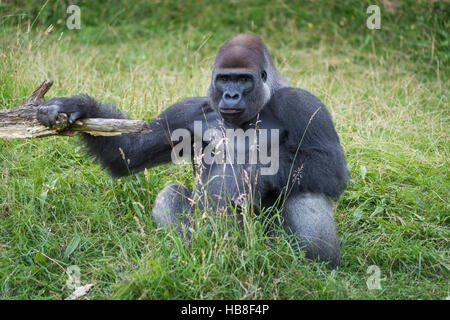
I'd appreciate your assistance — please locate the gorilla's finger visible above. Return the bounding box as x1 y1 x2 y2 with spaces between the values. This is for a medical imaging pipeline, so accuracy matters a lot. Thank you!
68 111 82 124
37 107 50 127
36 105 59 127
47 105 59 127
37 113 49 127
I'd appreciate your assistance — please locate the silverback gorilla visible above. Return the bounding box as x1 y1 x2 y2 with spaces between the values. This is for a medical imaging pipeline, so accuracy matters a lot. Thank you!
37 34 349 268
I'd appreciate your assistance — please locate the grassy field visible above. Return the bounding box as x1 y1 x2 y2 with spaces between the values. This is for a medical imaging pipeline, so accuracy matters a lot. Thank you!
0 0 448 299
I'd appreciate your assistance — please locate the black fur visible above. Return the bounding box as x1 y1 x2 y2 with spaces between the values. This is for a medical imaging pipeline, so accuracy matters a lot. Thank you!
269 87 349 199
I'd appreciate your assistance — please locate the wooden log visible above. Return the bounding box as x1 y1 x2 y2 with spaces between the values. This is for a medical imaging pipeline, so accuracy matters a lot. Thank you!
0 80 151 139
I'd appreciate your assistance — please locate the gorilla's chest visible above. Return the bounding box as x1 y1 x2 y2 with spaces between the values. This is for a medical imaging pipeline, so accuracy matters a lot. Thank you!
193 115 286 205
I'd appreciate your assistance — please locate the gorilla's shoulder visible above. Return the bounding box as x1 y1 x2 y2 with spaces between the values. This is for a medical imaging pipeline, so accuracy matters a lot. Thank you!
171 96 214 114
179 97 210 108
270 87 327 115
268 87 335 132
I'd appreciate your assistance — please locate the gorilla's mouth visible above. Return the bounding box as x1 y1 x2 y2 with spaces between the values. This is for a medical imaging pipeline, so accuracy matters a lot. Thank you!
219 107 244 114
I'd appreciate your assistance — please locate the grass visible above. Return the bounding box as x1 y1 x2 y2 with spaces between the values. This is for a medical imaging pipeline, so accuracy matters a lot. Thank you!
0 0 448 299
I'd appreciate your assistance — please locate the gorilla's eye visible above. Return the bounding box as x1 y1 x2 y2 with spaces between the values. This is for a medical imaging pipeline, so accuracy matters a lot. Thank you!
239 77 248 83
261 70 267 82
219 75 229 82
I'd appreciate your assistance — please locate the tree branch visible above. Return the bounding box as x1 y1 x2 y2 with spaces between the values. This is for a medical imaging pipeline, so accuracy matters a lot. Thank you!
0 80 151 139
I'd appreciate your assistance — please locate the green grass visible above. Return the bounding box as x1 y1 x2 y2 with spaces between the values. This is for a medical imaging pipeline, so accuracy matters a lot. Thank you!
0 0 448 299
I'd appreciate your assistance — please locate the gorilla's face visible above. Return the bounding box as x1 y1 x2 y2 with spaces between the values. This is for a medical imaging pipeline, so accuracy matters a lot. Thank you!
208 69 270 126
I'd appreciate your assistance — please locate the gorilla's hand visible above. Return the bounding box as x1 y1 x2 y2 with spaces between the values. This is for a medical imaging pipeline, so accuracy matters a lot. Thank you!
37 96 89 127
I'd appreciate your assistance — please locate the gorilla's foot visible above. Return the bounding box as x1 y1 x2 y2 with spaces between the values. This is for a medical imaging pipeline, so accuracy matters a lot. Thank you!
152 183 193 236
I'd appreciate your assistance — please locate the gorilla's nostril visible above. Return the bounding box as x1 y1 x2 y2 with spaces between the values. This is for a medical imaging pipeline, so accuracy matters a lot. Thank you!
224 92 240 100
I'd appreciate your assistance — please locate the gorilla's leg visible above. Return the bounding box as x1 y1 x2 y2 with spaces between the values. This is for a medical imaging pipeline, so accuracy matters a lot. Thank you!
282 193 340 268
152 183 193 235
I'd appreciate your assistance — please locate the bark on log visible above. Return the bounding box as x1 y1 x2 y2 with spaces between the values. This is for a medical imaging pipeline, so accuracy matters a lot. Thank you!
0 80 151 139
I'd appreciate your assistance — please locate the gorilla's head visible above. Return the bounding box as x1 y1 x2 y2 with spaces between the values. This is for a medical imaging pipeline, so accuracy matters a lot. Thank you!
207 34 288 126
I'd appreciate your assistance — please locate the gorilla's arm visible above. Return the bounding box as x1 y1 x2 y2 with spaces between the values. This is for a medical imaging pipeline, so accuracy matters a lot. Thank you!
37 95 209 177
269 87 350 199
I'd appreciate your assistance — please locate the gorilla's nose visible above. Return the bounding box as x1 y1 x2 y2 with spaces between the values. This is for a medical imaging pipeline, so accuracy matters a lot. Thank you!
223 91 241 106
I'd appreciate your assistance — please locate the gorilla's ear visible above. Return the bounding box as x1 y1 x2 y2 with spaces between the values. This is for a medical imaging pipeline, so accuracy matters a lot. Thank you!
261 70 267 82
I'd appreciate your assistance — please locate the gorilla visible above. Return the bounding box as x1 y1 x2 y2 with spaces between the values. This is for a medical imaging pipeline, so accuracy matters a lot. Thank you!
37 34 349 268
